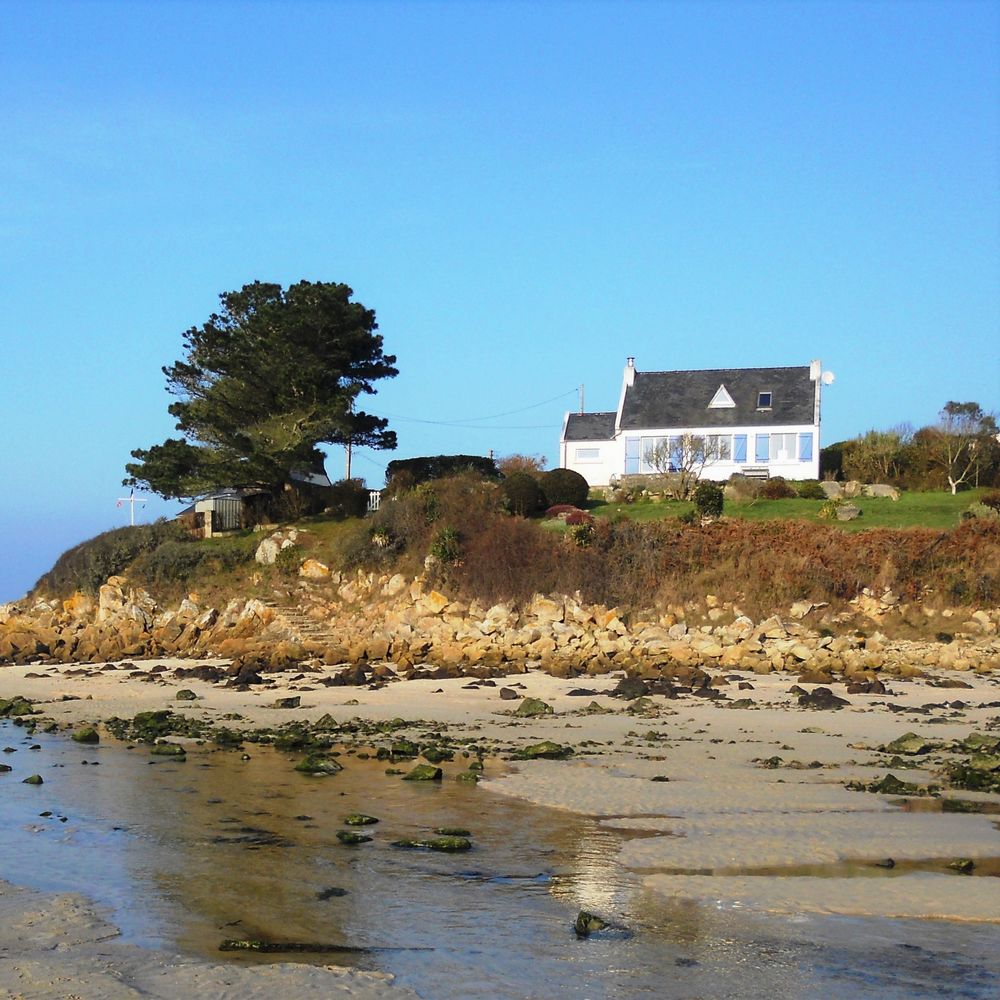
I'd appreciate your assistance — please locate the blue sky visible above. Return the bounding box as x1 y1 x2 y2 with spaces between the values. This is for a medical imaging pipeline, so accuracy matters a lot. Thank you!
2 0 997 601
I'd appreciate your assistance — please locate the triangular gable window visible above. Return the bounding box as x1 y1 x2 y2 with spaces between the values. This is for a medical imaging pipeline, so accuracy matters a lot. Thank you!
708 384 736 409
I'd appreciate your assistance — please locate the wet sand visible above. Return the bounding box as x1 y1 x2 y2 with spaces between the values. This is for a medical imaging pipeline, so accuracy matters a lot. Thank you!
1 660 999 997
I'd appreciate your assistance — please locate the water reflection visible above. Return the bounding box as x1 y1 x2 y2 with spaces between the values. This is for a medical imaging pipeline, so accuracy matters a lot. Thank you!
1 721 999 999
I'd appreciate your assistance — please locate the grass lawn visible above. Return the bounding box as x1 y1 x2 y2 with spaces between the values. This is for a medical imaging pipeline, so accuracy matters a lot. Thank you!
587 489 986 531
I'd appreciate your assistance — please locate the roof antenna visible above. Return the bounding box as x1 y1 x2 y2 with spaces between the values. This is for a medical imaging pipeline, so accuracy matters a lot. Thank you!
579 384 585 415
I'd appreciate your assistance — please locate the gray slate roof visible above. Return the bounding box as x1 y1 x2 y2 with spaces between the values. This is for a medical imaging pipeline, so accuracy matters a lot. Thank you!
564 411 617 442
619 366 814 431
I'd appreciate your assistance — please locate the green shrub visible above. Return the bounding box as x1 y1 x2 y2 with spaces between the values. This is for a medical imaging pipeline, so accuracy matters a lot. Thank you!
962 503 1000 522
760 476 797 500
385 455 500 487
325 479 369 519
693 481 724 519
818 498 845 520
275 543 304 576
501 472 547 516
797 480 827 500
132 540 208 584
430 527 461 564
35 520 188 595
541 468 589 508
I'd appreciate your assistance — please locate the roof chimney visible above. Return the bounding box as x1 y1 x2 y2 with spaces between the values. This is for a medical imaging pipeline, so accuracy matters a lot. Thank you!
624 356 636 387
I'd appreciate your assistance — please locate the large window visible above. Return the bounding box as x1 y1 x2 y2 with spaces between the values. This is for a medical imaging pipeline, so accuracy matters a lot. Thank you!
640 435 668 473
706 434 732 460
770 433 797 461
575 447 600 462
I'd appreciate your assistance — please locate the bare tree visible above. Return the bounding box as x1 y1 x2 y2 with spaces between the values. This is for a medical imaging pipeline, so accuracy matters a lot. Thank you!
644 435 711 499
923 402 999 494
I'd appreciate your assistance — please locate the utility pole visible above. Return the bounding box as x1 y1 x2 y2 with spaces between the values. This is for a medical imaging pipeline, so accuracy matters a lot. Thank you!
345 438 352 480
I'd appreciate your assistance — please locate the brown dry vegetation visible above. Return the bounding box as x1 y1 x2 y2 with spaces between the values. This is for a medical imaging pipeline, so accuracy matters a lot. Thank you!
443 515 999 618
35 475 1000 624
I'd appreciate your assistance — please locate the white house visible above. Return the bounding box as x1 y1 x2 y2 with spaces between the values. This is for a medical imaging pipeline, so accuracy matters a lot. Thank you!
560 358 828 486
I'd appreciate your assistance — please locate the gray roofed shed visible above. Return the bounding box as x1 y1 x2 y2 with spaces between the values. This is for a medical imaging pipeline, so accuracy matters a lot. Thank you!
619 366 814 430
564 411 617 441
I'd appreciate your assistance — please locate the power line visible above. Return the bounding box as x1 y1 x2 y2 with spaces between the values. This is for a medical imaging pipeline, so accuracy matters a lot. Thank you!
380 388 577 428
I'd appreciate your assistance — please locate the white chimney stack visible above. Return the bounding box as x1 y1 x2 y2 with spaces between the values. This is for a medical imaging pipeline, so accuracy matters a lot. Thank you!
624 356 636 386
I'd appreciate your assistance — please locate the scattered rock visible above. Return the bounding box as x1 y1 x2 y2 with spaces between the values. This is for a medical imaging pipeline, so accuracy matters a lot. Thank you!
574 911 607 937
515 697 553 718
316 887 348 900
512 741 573 760
336 830 372 845
798 687 850 711
882 732 939 756
391 836 471 852
402 764 443 781
295 754 343 776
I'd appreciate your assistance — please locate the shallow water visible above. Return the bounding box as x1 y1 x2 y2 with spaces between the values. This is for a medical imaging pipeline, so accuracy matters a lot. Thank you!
1 720 999 999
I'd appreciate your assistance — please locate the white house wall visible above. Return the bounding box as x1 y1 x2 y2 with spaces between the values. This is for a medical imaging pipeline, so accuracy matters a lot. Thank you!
564 423 820 486
561 437 621 488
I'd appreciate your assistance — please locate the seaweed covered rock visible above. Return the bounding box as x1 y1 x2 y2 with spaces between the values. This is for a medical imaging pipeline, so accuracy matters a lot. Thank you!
402 764 443 781
512 741 573 760
344 813 379 826
336 830 373 845
0 697 36 718
515 698 553 718
574 911 607 937
295 753 343 776
882 733 940 756
391 836 471 852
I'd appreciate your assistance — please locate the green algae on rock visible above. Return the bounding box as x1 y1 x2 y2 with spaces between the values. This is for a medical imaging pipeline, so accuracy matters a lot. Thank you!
514 698 553 718
72 726 100 744
343 813 379 826
391 836 471 852
402 764 442 781
0 697 36 718
336 830 373 845
511 741 573 760
882 733 940 755
295 753 343 776
574 911 607 937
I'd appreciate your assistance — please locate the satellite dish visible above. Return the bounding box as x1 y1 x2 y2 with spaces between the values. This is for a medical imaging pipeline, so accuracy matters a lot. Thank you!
822 371 835 385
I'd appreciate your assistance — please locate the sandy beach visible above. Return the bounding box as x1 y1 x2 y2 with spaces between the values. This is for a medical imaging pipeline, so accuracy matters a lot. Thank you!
2 659 999 997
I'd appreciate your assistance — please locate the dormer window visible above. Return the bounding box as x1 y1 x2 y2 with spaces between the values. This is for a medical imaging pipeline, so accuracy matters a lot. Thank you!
708 384 736 408
756 391 772 410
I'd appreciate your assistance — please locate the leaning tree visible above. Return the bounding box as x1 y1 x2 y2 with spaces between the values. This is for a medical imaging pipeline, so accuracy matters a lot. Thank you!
125 280 398 501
